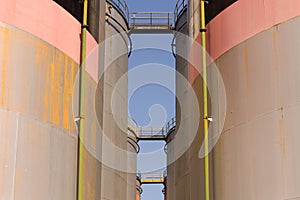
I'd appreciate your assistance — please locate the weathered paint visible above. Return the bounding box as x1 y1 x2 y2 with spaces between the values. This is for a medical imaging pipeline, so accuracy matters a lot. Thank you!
99 2 129 199
0 19 103 199
204 0 300 61
171 1 300 199
0 0 98 63
0 24 77 131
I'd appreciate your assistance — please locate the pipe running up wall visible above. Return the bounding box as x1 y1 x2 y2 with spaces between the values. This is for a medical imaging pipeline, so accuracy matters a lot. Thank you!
170 0 300 200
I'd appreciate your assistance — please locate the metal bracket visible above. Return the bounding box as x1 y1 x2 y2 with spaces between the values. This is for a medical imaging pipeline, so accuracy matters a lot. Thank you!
74 116 85 122
204 116 213 122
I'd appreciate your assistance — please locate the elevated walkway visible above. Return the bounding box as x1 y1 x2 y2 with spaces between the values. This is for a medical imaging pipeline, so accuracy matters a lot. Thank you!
138 126 166 140
138 172 166 185
129 12 174 34
128 117 176 141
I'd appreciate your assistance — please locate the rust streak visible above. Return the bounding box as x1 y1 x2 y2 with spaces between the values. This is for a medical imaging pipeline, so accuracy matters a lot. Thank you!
62 57 72 130
244 45 249 120
1 28 10 106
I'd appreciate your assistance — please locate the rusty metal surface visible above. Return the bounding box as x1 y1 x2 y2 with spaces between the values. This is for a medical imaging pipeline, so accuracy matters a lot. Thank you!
205 0 300 61
0 23 79 199
0 21 104 199
170 4 300 200
0 0 99 64
213 16 300 200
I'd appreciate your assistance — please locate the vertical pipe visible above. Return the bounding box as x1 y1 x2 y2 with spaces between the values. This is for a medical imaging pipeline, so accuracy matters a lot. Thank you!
77 0 88 199
200 1 209 200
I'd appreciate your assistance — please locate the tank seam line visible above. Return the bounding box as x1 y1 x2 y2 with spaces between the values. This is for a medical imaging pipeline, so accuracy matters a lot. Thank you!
223 101 300 133
12 112 19 200
0 107 77 138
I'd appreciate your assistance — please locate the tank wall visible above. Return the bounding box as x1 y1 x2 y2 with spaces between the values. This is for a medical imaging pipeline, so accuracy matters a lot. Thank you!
168 5 192 200
212 16 300 200
0 23 79 200
0 0 107 199
188 0 200 39
127 131 138 200
0 0 98 63
171 0 300 200
100 2 129 200
136 179 142 200
205 0 300 60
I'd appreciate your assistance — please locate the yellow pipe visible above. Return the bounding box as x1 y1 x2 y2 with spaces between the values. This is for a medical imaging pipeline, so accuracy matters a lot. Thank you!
200 1 210 200
77 0 88 199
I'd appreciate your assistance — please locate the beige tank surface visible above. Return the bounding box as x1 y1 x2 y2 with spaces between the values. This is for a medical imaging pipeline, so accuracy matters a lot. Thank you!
169 0 300 199
0 0 133 199
2 0 300 199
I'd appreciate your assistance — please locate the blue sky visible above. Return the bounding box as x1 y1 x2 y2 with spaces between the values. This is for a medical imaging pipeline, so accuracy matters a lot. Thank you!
125 0 178 199
126 0 177 12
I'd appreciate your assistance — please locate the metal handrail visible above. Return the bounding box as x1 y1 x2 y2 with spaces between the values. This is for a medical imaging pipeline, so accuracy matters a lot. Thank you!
138 126 165 136
128 116 176 138
107 0 130 23
166 117 176 134
128 117 139 137
130 12 173 28
140 172 165 181
137 171 142 180
174 0 187 25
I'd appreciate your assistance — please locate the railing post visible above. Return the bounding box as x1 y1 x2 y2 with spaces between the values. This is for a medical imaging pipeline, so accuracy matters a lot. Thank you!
150 12 153 26
133 15 135 27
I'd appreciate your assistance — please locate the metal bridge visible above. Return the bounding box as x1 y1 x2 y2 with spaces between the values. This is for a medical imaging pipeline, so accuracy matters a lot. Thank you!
128 117 176 141
137 172 167 185
123 0 185 193
129 12 174 34
126 0 187 35
128 118 174 189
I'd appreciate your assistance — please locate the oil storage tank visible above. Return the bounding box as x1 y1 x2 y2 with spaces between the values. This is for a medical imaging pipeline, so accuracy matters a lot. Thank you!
0 0 98 198
169 0 300 199
0 0 132 199
167 0 188 198
168 0 208 199
205 0 300 199
99 0 130 199
127 118 139 200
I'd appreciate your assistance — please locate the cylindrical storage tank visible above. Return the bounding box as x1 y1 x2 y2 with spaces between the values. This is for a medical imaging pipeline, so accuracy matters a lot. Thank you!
169 0 190 199
127 118 139 200
0 0 103 199
174 0 215 200
166 118 176 200
136 177 142 200
168 0 208 199
100 0 130 199
203 0 300 199
162 181 167 200
171 0 300 199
